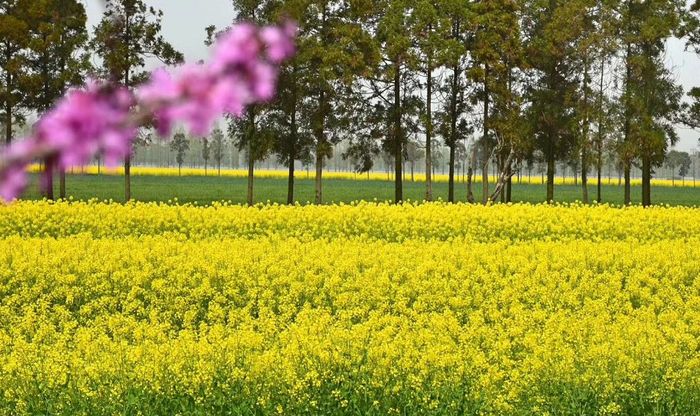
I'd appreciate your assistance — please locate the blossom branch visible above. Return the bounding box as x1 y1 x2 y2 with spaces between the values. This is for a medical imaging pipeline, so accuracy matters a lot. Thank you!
0 22 296 202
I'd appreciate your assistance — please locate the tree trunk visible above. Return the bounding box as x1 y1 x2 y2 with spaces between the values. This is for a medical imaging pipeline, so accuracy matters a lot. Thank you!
288 66 298 205
59 171 66 199
623 37 632 206
642 156 651 207
124 156 131 202
546 148 555 203
580 59 590 203
506 171 512 203
314 90 326 205
467 146 476 203
624 162 631 205
247 144 254 207
287 159 295 205
425 30 433 202
4 67 12 145
43 160 54 200
448 145 456 203
581 156 588 203
596 156 602 203
123 59 132 202
482 63 490 204
315 149 323 205
393 58 403 203
448 60 459 203
4 103 10 145
596 54 605 203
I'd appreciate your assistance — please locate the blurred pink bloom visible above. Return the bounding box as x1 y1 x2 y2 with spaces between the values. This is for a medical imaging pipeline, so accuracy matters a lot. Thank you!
260 22 297 63
35 83 135 170
0 139 33 202
211 23 260 72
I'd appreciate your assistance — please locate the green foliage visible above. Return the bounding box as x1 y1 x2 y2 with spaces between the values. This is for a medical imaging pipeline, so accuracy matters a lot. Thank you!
228 107 275 164
91 0 183 85
525 0 588 161
684 87 700 134
684 6 700 141
0 0 32 143
268 63 313 168
24 0 90 113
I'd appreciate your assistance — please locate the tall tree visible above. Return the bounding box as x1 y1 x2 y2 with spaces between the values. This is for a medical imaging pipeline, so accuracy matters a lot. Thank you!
370 0 417 203
202 136 210 175
25 0 90 199
0 0 31 145
228 107 275 206
572 0 598 204
682 2 700 141
303 0 377 204
524 0 587 203
404 139 425 181
412 0 449 201
92 0 183 201
170 131 190 176
210 126 226 176
269 63 313 204
683 87 700 131
589 0 619 203
469 0 527 203
263 1 313 205
221 0 282 206
619 0 683 206
342 98 385 176
436 0 469 203
664 149 692 184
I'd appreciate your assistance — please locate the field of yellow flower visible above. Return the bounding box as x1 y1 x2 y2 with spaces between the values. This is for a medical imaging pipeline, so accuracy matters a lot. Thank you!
1 201 699 415
29 163 699 187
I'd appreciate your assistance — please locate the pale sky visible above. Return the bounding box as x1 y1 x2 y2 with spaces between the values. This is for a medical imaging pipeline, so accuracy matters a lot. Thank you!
82 0 700 152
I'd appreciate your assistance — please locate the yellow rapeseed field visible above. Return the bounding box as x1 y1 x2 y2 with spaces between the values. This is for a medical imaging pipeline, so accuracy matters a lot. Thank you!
1 201 699 415
28 163 698 187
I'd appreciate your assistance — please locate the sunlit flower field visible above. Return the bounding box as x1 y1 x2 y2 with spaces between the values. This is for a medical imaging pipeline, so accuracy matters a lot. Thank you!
1 201 699 415
29 164 699 187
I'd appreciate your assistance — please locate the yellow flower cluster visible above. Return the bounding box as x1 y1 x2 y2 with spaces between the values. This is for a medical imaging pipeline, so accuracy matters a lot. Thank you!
1 201 699 415
2 200 700 242
28 164 697 187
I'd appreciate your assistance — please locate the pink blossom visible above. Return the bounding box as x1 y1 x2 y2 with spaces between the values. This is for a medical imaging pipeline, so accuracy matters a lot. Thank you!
260 22 297 63
0 162 27 202
35 83 135 169
137 68 180 104
211 23 261 72
0 139 33 202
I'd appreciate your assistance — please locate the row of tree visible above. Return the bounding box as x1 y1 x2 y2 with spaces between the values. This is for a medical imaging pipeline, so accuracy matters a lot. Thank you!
2 0 700 205
164 131 700 184
168 127 229 177
217 0 700 206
